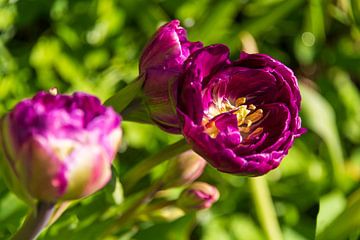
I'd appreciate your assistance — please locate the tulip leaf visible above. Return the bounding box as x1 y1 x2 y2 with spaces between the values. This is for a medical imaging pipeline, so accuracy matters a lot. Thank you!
0 192 27 234
315 190 347 236
104 78 144 113
317 190 360 240
299 83 346 189
133 214 195 240
351 0 360 27
190 1 238 45
332 69 360 143
236 0 304 38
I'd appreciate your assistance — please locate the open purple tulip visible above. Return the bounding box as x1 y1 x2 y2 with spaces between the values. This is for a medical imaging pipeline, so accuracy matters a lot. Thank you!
177 45 305 176
0 91 122 202
140 20 203 133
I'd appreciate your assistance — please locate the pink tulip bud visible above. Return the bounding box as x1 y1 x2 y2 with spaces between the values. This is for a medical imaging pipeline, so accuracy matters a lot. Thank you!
176 182 219 211
0 91 122 202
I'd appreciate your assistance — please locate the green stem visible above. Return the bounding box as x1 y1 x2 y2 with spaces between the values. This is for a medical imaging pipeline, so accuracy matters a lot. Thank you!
47 201 73 226
104 77 144 113
123 138 190 192
11 202 55 240
140 199 177 214
101 181 164 237
249 177 283 240
120 97 152 124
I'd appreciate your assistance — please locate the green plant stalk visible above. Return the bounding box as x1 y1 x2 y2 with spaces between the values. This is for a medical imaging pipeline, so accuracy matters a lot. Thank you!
101 181 164 237
104 77 144 113
11 202 55 240
47 201 73 226
123 138 190 192
249 177 283 240
140 199 177 215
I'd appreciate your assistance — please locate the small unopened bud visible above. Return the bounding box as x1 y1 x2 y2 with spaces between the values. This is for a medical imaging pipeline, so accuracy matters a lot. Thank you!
162 150 206 188
176 182 219 212
148 206 185 222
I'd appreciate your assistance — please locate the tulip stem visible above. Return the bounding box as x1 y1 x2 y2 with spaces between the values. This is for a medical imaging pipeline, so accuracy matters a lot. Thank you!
101 181 164 237
104 77 144 113
123 138 190 192
140 199 177 214
47 201 73 226
11 202 55 240
249 177 283 240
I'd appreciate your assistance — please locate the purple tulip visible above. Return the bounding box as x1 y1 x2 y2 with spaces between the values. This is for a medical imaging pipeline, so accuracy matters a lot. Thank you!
0 91 122 202
176 182 219 211
177 45 305 176
140 20 203 133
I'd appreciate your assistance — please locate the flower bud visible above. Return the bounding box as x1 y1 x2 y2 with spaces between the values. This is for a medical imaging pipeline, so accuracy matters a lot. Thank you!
146 206 185 222
176 182 219 211
0 91 122 202
140 20 203 133
139 20 202 77
162 150 206 188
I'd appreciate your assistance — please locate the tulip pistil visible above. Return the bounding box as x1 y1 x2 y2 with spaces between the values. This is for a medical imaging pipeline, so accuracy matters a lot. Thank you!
203 97 264 141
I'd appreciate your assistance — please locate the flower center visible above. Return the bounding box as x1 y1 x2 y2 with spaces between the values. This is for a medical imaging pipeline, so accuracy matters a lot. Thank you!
202 97 264 141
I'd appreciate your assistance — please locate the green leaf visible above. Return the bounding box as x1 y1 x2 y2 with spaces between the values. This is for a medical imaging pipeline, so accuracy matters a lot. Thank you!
332 69 360 143
300 83 347 189
236 0 304 38
133 214 195 240
317 190 360 240
315 190 347 236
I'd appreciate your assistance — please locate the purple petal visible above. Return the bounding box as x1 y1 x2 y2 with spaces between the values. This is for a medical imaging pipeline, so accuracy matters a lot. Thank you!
143 67 181 133
178 44 230 124
140 20 203 73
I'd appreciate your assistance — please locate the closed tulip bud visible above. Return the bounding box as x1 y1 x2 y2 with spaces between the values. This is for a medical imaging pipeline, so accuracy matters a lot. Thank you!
162 150 206 188
140 20 203 133
176 182 219 211
0 91 122 202
147 206 185 222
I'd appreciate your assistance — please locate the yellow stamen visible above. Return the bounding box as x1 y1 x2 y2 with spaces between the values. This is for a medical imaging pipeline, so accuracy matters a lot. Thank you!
245 109 263 123
248 104 256 110
203 96 264 141
204 121 219 138
239 126 251 133
235 97 246 106
246 127 264 140
244 119 252 127
235 106 250 125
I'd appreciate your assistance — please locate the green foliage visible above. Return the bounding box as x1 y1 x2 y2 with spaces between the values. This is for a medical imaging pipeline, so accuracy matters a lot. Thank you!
0 0 359 239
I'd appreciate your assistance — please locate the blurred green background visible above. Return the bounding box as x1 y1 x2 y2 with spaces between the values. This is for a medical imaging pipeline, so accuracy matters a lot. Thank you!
0 0 360 239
